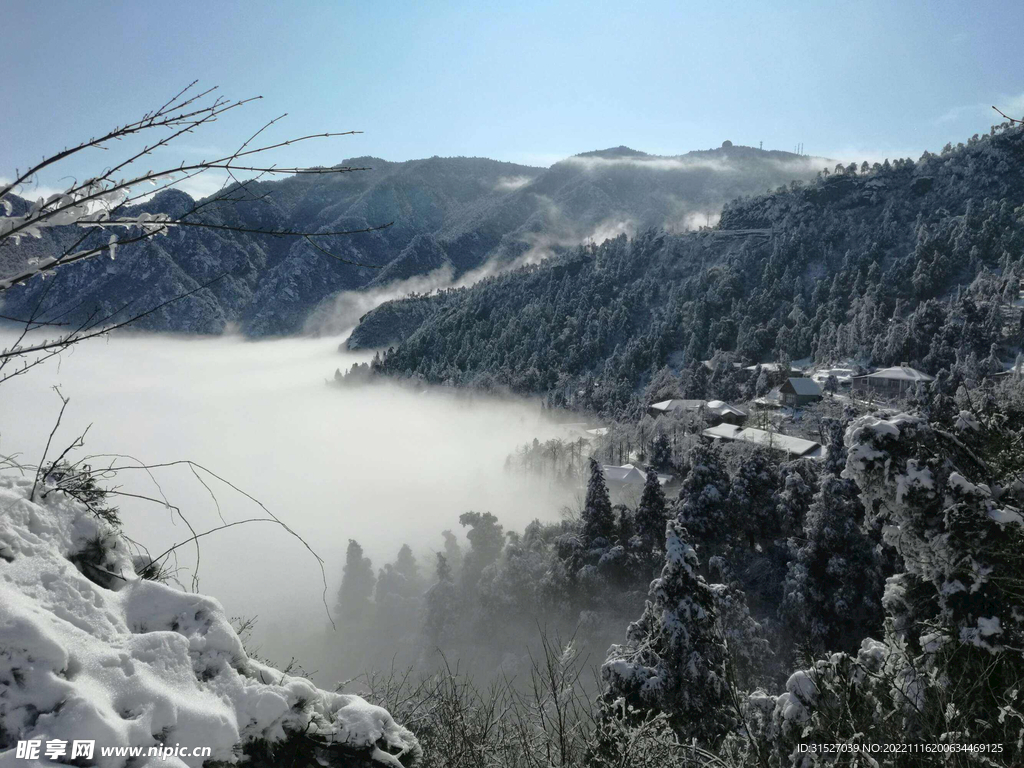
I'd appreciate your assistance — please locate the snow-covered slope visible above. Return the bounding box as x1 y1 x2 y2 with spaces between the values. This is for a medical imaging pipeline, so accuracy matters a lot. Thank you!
0 477 420 767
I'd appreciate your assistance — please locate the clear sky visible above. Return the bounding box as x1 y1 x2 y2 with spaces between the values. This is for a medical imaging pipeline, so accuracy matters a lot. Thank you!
3 0 1023 197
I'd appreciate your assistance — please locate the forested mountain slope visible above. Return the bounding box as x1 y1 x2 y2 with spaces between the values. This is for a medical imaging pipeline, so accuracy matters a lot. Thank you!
364 124 1024 416
0 145 824 336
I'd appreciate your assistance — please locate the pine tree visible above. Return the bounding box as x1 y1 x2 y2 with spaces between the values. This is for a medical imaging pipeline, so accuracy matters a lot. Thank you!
459 511 505 593
768 411 1024 757
335 539 376 623
582 457 616 545
650 432 673 471
422 553 459 650
601 520 732 745
779 473 884 655
729 449 780 547
710 582 772 689
676 441 730 543
635 466 668 551
395 543 420 587
441 529 463 579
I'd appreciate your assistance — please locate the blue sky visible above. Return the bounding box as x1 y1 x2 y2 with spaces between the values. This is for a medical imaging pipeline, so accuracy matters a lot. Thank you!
3 0 1023 198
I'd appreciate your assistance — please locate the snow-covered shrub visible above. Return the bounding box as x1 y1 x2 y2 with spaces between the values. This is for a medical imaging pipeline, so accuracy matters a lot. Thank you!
845 412 1024 655
0 477 420 767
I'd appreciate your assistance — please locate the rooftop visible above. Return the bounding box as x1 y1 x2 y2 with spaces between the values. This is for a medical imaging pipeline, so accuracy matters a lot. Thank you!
703 424 824 458
855 366 934 382
744 363 803 374
649 399 747 417
602 463 674 486
783 377 823 396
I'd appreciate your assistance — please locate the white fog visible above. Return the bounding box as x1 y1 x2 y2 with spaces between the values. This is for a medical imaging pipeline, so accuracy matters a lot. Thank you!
0 328 577 666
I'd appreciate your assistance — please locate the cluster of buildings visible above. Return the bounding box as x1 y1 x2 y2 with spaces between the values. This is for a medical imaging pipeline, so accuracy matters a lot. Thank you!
644 363 938 463
593 363 941 487
771 365 937 403
647 398 747 424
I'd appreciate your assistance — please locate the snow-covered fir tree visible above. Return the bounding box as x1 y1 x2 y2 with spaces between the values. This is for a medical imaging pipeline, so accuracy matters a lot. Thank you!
650 432 673 471
582 457 616 545
779 472 884 656
780 417 884 655
774 459 818 538
601 520 732 745
634 466 669 551
675 441 731 544
729 448 780 547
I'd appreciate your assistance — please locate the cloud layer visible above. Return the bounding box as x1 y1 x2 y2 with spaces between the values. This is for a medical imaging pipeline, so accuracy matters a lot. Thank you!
0 330 576 661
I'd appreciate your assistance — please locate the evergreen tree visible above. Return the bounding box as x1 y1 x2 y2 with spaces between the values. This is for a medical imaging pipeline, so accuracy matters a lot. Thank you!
650 432 673 471
729 449 780 546
422 553 459 650
635 467 668 551
395 543 420 586
601 520 732 745
459 511 505 593
374 559 419 644
335 539 376 623
761 411 1024 760
676 441 731 543
774 460 817 538
441 529 463 579
779 473 884 655
710 582 772 689
582 457 616 545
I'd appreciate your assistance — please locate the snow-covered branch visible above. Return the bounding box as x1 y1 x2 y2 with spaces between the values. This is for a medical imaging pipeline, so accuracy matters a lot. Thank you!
0 82 381 293
0 82 389 384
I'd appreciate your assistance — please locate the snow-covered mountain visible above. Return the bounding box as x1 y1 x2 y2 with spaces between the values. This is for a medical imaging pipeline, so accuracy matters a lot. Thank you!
0 145 826 337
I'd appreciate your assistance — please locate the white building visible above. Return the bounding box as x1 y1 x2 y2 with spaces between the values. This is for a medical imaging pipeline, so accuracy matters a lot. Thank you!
702 424 825 459
851 365 934 399
601 463 674 488
648 399 747 424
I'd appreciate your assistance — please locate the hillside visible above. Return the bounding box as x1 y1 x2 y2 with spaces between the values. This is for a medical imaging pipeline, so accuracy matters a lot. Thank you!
0 145 825 337
360 124 1024 416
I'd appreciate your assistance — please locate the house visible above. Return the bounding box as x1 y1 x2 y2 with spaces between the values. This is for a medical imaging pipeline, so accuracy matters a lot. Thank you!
602 463 674 489
851 365 934 399
810 367 858 388
744 362 803 376
779 377 822 407
647 399 747 425
702 360 743 372
702 424 825 459
648 399 705 418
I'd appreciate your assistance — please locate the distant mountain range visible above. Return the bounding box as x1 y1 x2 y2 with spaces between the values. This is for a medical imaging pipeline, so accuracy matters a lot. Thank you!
0 144 827 336
356 125 1024 418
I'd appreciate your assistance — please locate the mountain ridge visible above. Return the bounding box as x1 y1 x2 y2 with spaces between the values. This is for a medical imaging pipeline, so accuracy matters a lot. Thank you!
0 145 827 336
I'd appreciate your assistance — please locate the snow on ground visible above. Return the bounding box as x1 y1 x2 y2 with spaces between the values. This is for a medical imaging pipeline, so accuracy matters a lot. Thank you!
0 477 420 767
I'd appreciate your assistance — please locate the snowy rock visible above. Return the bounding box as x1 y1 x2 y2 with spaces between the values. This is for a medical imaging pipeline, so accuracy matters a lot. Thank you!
0 478 419 767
